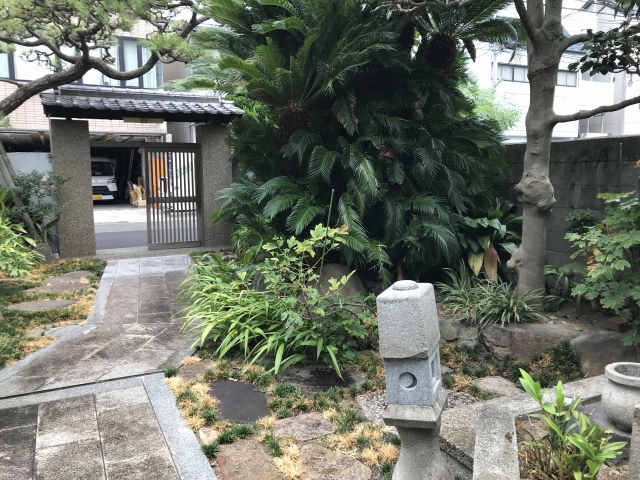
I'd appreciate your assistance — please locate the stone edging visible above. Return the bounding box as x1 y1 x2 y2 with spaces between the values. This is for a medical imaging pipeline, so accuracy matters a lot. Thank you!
143 373 217 480
472 375 607 480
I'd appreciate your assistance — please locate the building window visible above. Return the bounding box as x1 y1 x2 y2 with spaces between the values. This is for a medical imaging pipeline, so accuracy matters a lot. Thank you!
0 38 162 89
499 64 528 82
557 70 577 87
581 71 611 83
499 63 577 87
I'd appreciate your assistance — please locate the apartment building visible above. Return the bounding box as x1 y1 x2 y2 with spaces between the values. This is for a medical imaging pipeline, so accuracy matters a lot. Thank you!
466 0 640 142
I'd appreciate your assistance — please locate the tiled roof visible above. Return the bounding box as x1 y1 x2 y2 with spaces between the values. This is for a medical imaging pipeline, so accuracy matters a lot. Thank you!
40 85 244 121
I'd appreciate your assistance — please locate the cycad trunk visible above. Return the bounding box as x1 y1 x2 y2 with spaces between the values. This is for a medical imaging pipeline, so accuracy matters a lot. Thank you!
507 61 558 301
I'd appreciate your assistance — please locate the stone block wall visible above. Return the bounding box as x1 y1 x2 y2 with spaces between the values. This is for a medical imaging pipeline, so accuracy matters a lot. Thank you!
502 135 640 266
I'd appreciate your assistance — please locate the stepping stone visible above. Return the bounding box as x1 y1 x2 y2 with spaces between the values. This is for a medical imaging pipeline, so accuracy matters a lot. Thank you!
472 376 521 397
274 412 335 442
217 439 283 480
276 366 365 393
198 426 220 444
177 359 214 383
43 271 94 285
209 380 271 423
298 444 371 480
25 282 90 294
8 300 76 312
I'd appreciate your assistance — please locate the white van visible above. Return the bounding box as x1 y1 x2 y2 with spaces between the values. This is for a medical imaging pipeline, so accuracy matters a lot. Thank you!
91 157 118 201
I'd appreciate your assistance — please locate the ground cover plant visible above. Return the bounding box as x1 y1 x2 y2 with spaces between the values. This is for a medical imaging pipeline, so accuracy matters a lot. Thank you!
0 258 106 367
0 214 44 277
169 0 509 285
518 370 626 479
166 354 399 479
180 225 377 376
567 191 640 348
439 341 583 399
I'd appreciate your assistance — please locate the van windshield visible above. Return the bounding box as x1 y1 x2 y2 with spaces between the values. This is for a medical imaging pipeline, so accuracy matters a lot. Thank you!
91 162 114 176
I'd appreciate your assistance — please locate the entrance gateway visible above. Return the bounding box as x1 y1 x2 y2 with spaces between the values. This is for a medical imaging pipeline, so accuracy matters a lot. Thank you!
144 143 203 249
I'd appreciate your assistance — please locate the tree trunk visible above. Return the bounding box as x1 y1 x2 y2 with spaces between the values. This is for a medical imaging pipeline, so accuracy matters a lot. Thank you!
507 63 558 300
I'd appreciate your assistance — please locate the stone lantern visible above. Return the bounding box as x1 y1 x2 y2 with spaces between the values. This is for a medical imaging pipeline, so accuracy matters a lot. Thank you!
377 280 453 480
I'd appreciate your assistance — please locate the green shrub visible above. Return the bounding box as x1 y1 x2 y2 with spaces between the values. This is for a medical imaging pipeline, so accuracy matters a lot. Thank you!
567 192 640 346
544 262 588 310
438 276 545 328
181 224 377 376
566 209 597 235
519 370 625 479
0 215 44 277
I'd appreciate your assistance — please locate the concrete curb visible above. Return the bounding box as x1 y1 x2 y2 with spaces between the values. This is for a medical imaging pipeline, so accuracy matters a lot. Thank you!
144 373 217 480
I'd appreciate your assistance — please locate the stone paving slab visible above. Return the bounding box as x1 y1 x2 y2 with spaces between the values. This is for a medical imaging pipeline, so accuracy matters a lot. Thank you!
0 256 195 398
25 282 90 294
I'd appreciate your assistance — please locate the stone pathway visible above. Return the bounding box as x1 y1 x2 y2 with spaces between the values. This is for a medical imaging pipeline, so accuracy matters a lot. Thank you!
0 255 215 480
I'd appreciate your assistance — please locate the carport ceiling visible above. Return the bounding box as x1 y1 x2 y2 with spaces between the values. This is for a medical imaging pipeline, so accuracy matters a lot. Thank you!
0 130 164 150
40 85 244 123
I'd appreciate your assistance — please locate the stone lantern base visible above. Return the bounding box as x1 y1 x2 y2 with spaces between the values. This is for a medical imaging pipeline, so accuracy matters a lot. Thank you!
383 389 453 480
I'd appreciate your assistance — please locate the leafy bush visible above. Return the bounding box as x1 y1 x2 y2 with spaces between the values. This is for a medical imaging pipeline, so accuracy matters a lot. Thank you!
0 214 44 277
519 370 625 479
566 192 640 346
4 170 68 243
170 0 508 284
566 209 597 235
181 224 376 375
455 199 521 281
544 262 588 310
438 275 545 328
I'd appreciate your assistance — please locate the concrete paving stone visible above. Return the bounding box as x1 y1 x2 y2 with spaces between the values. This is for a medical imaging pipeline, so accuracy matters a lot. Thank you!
0 376 48 398
472 376 522 398
25 282 91 294
97 402 169 464
108 286 140 298
36 395 99 449
8 299 77 312
126 323 173 336
104 450 179 480
86 334 154 362
217 439 283 480
276 366 365 393
95 385 149 412
39 361 121 390
138 312 173 324
35 438 105 480
141 334 188 353
0 425 37 480
0 404 38 429
274 412 335 442
139 292 170 303
43 271 95 285
99 349 174 380
102 310 138 325
139 299 171 315
141 275 166 286
104 296 139 311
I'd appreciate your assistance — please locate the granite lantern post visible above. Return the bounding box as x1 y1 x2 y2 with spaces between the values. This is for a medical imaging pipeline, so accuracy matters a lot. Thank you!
377 280 453 480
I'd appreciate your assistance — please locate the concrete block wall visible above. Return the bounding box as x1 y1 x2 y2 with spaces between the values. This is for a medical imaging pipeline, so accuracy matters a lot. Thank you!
502 135 640 266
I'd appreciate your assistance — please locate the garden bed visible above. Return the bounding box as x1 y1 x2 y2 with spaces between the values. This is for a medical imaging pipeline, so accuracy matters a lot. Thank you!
0 258 106 367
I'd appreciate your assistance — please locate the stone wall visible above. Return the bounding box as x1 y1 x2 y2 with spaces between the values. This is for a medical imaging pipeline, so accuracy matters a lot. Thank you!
502 135 640 266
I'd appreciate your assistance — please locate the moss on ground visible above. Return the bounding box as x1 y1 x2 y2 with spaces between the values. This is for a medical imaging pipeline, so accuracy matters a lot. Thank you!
0 258 106 367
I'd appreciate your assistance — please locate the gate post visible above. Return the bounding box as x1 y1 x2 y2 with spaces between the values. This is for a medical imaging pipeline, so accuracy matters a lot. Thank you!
50 119 96 258
196 124 232 249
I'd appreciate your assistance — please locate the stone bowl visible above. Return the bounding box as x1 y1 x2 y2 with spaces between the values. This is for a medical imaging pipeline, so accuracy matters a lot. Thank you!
603 362 640 431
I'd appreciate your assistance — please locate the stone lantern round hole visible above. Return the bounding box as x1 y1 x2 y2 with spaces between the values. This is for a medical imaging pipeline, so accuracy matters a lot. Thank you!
399 372 417 390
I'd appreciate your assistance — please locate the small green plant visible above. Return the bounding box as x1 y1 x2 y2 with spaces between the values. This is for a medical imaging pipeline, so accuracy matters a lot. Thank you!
567 192 640 346
455 199 522 281
438 276 545 328
519 369 626 479
164 367 178 378
544 263 588 311
181 224 377 376
0 214 44 277
566 209 597 235
201 441 219 459
263 433 283 456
